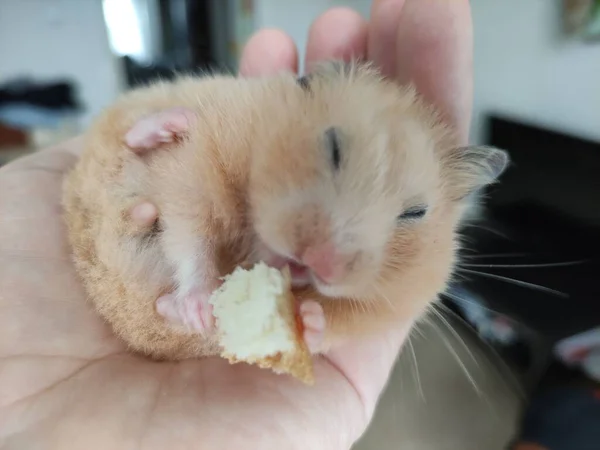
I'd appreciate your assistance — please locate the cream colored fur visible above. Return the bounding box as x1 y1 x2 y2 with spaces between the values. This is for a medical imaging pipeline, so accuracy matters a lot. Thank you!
62 61 502 359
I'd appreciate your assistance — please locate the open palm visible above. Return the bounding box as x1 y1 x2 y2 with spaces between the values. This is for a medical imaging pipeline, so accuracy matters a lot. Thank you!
0 2 472 449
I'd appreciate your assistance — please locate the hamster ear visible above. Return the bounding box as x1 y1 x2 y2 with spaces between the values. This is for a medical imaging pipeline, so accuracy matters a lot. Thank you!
444 145 510 200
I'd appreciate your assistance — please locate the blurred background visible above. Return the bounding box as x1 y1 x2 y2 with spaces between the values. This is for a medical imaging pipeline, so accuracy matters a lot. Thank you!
2 1 600 448
1 0 598 159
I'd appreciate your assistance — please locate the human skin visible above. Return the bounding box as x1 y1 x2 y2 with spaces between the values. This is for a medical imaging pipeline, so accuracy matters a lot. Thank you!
0 1 472 449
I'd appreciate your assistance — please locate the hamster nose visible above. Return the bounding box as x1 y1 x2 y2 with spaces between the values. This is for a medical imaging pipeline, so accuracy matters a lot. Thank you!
301 243 351 284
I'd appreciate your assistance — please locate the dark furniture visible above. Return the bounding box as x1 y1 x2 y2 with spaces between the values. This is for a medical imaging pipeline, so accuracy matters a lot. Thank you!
121 0 226 89
444 114 600 384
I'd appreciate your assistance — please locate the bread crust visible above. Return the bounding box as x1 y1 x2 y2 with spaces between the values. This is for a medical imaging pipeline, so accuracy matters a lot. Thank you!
214 266 315 385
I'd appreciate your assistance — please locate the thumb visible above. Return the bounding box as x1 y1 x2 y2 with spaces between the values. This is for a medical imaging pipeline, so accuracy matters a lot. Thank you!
1 136 84 176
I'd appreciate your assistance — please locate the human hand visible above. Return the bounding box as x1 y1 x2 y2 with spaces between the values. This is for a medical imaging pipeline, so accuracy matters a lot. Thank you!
0 1 472 449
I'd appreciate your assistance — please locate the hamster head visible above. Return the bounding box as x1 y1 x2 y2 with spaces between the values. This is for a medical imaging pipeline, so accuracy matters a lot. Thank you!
249 61 508 301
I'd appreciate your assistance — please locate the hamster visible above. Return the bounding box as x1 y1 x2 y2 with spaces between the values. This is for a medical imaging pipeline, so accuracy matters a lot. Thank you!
62 60 508 360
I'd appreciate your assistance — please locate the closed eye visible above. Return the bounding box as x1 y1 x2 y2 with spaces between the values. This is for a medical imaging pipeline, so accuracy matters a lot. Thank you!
325 127 342 171
397 206 428 222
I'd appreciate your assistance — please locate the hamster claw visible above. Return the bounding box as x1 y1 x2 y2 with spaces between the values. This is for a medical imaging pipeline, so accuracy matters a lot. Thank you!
299 300 326 354
156 290 215 335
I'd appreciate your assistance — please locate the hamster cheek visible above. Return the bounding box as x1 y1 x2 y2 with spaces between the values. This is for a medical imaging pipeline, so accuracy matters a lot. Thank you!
299 300 326 354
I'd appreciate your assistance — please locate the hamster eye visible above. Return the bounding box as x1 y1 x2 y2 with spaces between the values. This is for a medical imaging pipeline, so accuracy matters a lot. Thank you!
397 206 428 223
325 127 341 171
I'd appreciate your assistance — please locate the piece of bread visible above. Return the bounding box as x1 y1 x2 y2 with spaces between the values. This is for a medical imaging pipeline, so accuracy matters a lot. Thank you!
209 262 315 385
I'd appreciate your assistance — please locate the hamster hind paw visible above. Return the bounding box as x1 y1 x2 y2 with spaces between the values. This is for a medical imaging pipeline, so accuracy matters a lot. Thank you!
156 289 215 335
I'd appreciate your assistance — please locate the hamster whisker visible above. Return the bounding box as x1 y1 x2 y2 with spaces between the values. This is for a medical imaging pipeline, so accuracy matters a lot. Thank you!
441 291 509 320
411 321 427 339
457 268 569 298
352 298 373 320
459 259 587 269
371 284 396 312
457 235 477 246
367 298 380 313
433 302 526 399
360 297 379 314
462 252 531 259
430 303 480 369
461 223 512 240
347 297 358 319
423 310 483 396
352 298 364 314
353 298 365 315
407 335 426 402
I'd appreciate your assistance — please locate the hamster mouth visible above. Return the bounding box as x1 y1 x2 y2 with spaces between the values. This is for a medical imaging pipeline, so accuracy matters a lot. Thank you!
269 257 335 292
257 245 357 298
257 249 313 288
288 262 312 287
255 242 336 292
276 259 312 288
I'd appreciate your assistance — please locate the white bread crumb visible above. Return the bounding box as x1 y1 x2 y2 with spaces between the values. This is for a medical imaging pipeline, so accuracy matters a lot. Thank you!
209 262 314 384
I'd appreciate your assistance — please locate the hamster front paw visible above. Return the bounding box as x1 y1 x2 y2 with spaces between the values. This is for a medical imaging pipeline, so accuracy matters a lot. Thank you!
156 288 215 335
125 106 196 152
299 300 326 354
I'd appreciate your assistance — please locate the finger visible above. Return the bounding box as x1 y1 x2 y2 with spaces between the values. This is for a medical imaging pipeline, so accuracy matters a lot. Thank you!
44 136 84 157
394 0 473 143
368 0 406 78
326 323 412 420
305 7 368 72
239 28 299 77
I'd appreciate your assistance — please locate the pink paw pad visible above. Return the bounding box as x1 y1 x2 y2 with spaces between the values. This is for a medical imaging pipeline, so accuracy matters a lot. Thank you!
156 290 214 335
125 106 196 152
300 300 326 354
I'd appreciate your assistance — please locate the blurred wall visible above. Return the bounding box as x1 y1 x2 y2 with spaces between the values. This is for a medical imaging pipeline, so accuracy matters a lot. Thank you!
471 0 600 144
0 0 124 129
1 0 597 144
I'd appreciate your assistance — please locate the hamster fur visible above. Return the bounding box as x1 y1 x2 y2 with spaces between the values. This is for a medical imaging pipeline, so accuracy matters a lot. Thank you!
62 61 508 360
